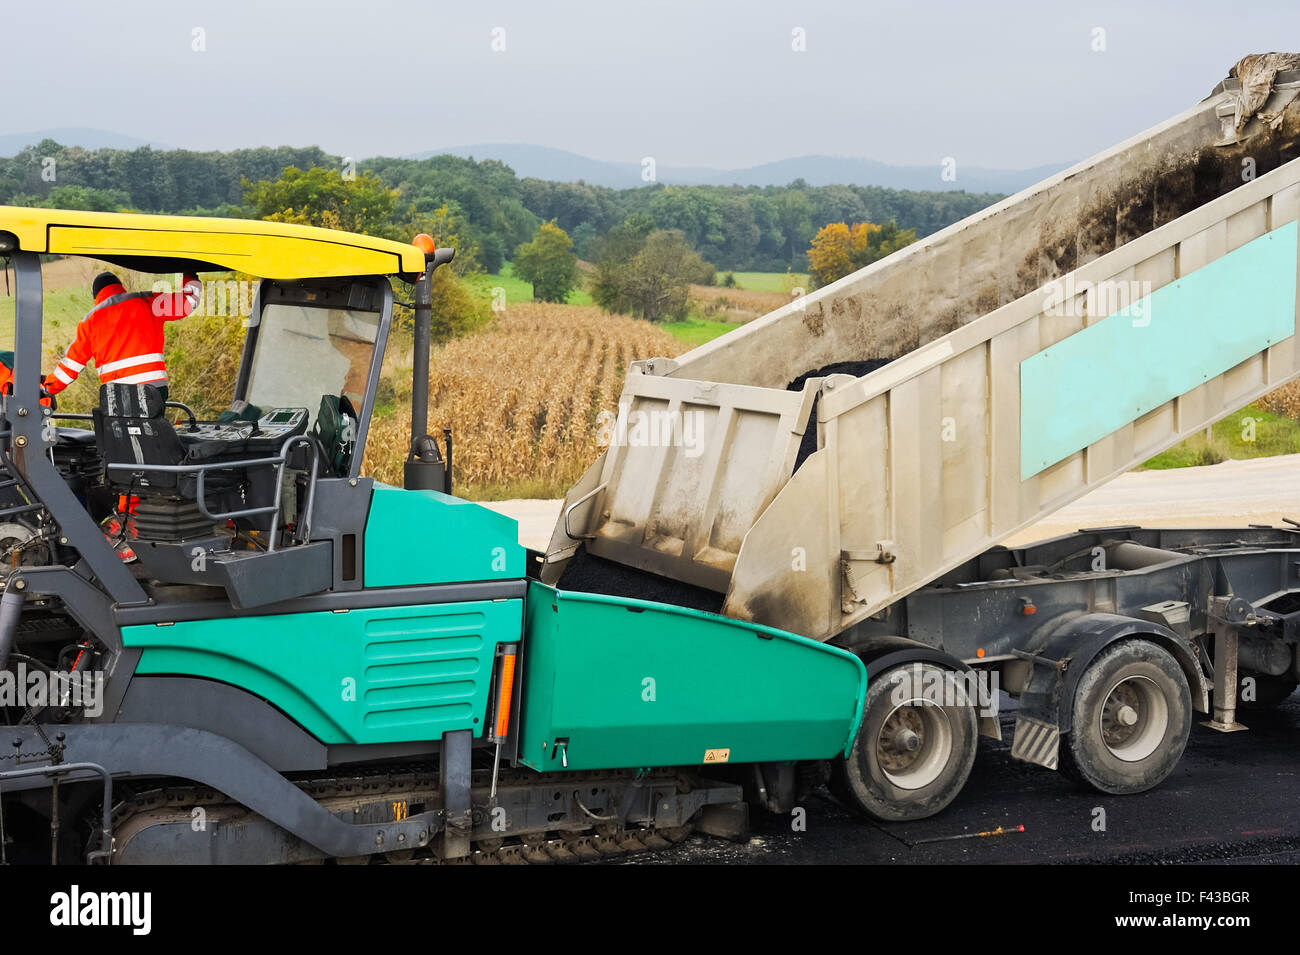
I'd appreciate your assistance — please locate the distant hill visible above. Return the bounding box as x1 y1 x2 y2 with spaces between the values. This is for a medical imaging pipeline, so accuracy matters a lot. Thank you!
3 132 1064 194
705 155 1068 194
417 142 1066 193
409 144 717 188
0 127 170 156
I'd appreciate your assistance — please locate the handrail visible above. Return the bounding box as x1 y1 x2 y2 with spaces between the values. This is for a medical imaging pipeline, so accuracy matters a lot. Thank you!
290 436 322 544
163 400 198 432
0 501 44 520
105 432 326 554
0 760 114 863
563 481 607 541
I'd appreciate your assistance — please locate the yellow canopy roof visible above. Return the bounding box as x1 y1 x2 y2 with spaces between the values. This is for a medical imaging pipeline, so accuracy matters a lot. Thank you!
0 206 426 280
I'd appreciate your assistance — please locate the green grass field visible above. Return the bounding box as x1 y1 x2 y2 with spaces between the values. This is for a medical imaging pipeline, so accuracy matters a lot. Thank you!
1142 404 1300 468
464 262 593 308
0 285 85 340
461 263 747 348
725 270 809 292
661 317 741 347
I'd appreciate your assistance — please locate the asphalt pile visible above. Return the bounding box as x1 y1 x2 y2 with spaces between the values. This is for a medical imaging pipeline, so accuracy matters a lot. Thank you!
787 359 891 470
556 546 725 615
557 360 897 612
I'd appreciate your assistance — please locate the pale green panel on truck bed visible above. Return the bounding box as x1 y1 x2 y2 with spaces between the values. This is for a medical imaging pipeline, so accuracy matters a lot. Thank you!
363 483 524 587
124 599 523 744
519 581 866 772
1021 221 1299 479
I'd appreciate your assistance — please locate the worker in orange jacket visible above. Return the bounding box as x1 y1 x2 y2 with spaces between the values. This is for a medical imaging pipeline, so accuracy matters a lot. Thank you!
0 356 17 396
0 351 53 407
44 271 202 403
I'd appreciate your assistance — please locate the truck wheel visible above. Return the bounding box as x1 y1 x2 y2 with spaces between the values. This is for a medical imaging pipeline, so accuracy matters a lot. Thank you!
1058 639 1190 795
1239 671 1298 709
834 662 978 822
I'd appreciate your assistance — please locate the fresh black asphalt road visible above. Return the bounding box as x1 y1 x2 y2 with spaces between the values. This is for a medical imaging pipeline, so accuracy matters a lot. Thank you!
628 692 1300 865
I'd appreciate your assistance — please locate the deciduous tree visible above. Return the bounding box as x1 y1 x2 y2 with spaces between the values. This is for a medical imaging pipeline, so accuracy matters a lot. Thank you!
243 166 398 238
807 220 917 288
591 226 712 322
512 221 579 303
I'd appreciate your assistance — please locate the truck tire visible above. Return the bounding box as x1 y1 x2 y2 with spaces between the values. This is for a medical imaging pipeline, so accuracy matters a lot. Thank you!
1058 639 1190 795
833 662 978 822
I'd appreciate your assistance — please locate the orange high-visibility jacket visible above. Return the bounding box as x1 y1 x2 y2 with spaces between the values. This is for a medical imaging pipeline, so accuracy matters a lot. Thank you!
44 276 201 396
0 361 53 407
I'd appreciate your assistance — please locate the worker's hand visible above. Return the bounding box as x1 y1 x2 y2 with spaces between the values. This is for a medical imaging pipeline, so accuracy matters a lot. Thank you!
38 386 56 410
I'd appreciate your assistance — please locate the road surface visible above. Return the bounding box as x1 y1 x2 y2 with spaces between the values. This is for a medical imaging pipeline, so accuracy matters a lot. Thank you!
625 691 1300 865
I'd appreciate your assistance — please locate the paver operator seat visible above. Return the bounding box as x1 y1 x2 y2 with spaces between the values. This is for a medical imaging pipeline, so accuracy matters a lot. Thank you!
92 383 244 541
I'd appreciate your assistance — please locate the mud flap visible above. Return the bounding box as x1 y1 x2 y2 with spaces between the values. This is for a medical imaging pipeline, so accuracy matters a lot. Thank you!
1009 612 1201 772
978 712 1002 742
1011 715 1060 770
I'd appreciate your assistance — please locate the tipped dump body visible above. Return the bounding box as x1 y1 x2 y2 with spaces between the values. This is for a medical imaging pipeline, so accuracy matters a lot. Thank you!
544 62 1300 644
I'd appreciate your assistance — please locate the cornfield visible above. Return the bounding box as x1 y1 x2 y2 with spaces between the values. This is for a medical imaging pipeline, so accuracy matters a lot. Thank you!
1259 380 1300 419
362 303 685 498
690 284 794 323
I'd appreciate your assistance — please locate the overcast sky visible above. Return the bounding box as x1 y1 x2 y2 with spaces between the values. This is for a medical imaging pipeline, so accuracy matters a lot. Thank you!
7 0 1298 170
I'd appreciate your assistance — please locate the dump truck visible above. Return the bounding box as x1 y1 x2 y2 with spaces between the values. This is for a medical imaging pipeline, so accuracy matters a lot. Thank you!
543 56 1300 820
0 210 867 863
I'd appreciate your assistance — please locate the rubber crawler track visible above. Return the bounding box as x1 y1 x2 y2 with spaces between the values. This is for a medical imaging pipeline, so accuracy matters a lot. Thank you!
106 770 697 865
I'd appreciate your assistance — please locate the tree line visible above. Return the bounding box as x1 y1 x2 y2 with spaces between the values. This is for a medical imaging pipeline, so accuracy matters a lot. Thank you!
0 140 1002 273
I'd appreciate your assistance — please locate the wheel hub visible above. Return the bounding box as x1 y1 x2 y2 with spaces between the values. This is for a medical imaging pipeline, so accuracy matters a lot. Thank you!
895 728 920 752
879 709 925 772
875 700 955 790
1099 675 1168 762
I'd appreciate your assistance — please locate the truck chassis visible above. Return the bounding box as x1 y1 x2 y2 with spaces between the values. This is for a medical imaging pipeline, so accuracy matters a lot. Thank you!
832 523 1300 816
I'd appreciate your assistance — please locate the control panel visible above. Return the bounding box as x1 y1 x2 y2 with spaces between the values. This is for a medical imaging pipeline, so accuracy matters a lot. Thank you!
255 407 309 438
177 407 309 454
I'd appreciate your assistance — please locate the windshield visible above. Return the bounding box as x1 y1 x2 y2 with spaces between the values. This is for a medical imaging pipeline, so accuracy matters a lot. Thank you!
244 303 379 426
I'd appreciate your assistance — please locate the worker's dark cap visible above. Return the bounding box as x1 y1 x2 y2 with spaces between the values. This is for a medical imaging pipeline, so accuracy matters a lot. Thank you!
92 272 121 298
